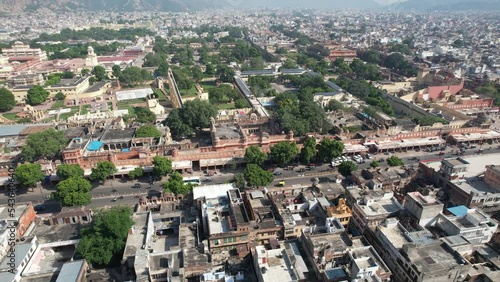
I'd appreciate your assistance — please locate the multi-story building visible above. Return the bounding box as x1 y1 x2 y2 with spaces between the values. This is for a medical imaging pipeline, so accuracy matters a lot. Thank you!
203 189 251 257
324 198 352 227
253 243 309 282
1 41 48 61
404 192 444 226
346 189 403 235
434 206 498 245
375 219 470 282
242 190 282 244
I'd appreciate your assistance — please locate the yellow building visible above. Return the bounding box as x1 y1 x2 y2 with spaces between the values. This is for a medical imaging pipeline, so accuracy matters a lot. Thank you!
327 198 352 227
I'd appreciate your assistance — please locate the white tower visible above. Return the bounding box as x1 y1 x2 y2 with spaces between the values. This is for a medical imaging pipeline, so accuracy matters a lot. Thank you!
85 46 98 67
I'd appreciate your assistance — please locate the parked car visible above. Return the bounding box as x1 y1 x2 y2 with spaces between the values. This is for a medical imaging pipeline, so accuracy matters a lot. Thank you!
112 198 118 202
274 171 282 176
132 183 141 188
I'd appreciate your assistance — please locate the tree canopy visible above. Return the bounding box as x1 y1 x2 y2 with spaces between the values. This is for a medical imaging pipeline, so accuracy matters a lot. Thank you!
270 141 299 166
244 164 274 188
387 156 404 167
92 66 106 81
300 137 317 164
134 107 156 123
163 172 192 195
26 85 50 105
215 65 235 83
76 206 134 267
22 129 67 162
128 167 144 179
244 145 267 165
338 161 358 177
89 161 117 182
118 67 154 87
164 100 217 138
15 163 44 187
53 176 91 206
318 139 345 162
0 88 16 112
56 164 84 181
152 156 172 178
135 125 161 139
208 84 239 104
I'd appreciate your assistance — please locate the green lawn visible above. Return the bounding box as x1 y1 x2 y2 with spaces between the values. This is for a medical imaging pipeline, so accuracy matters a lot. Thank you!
118 105 136 116
217 103 236 110
117 98 146 108
80 104 91 115
51 100 65 109
2 112 19 121
58 106 80 120
180 86 198 97
153 88 167 101
199 81 217 91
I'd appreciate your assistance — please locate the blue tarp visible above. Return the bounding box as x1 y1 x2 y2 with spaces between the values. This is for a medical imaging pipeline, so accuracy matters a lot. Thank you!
121 148 130 152
87 141 103 151
447 205 469 217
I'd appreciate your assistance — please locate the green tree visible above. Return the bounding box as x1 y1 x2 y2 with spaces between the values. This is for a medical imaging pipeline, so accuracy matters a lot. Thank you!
135 125 161 139
338 161 358 177
26 85 50 105
180 99 218 130
244 164 274 187
76 207 134 267
53 176 91 206
92 65 106 81
62 71 75 78
163 109 193 140
22 128 67 162
244 145 267 165
112 65 121 78
155 62 169 77
55 92 66 101
191 66 204 82
15 163 44 188
81 69 90 76
234 173 246 190
318 139 345 162
270 141 299 166
215 65 235 83
300 137 317 164
370 160 380 168
163 172 192 195
134 107 156 123
0 88 16 112
128 167 144 179
56 164 84 180
234 98 248 108
205 64 215 75
89 161 117 182
387 156 404 167
152 156 172 178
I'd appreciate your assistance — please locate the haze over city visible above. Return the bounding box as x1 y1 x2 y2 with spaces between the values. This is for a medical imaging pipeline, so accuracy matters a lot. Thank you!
0 1 498 282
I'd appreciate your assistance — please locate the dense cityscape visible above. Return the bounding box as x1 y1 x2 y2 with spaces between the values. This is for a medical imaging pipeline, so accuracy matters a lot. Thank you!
0 2 499 282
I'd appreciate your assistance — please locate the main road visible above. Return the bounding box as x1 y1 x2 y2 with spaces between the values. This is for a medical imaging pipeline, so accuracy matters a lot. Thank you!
4 144 500 214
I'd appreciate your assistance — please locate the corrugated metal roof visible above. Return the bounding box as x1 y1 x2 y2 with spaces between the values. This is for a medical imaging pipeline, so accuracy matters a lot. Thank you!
55 260 86 282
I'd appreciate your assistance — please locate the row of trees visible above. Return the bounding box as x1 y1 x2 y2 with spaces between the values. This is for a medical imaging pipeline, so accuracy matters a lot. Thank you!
239 138 346 188
36 27 154 42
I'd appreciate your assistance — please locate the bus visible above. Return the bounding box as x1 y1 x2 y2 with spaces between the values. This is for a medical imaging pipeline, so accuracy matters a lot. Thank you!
183 176 201 186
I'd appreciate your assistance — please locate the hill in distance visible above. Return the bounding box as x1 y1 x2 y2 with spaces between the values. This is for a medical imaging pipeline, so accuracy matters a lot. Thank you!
2 0 381 13
389 0 500 11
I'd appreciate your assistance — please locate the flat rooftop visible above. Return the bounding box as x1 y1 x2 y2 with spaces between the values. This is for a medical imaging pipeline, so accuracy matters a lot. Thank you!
451 130 500 142
407 242 465 274
193 183 235 200
214 125 241 140
100 128 136 142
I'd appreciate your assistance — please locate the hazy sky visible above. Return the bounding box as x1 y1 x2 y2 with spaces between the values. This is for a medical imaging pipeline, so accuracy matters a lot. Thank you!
375 0 404 4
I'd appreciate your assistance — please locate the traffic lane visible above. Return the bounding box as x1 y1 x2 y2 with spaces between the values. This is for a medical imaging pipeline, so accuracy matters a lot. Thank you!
88 195 141 209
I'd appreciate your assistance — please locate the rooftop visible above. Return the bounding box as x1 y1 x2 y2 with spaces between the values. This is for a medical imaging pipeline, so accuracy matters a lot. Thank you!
193 183 235 200
54 260 86 282
100 128 136 142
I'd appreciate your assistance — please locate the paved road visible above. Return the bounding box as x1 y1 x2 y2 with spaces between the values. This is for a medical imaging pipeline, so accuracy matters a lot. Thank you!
4 144 500 213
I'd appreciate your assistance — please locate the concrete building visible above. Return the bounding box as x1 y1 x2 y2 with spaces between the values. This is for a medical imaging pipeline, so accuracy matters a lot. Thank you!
433 206 497 245
1 42 48 61
49 206 93 226
375 219 469 282
347 246 391 282
404 192 444 226
0 203 36 258
347 189 404 235
421 154 500 213
55 260 88 282
253 242 309 282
